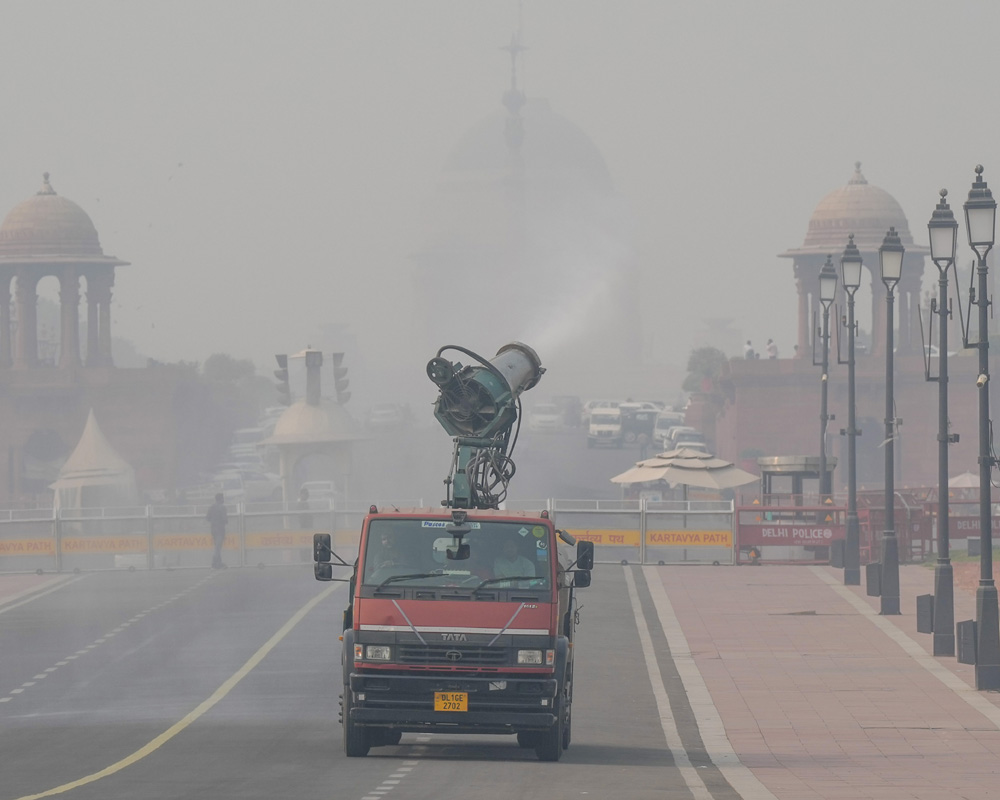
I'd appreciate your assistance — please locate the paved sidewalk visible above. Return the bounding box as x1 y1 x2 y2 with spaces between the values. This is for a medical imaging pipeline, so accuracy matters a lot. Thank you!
652 562 1000 800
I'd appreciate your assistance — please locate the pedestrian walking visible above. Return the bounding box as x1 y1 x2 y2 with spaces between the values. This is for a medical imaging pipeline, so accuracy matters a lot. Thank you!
206 493 228 569
766 339 778 359
743 340 755 359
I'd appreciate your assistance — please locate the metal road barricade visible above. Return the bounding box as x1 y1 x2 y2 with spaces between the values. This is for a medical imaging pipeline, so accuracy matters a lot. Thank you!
0 497 736 573
644 500 734 565
549 499 644 564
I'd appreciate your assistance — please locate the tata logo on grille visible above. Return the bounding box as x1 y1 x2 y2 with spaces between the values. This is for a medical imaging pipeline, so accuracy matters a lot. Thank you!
441 633 467 641
445 650 463 662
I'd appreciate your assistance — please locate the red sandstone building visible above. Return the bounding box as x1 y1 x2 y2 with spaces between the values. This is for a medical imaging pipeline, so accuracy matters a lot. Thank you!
709 164 994 492
0 174 216 502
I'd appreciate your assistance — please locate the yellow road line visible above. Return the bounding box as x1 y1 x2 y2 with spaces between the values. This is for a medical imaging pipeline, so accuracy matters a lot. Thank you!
15 584 338 800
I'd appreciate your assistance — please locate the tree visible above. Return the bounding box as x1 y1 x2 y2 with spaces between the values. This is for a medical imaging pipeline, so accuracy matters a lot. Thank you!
682 347 727 394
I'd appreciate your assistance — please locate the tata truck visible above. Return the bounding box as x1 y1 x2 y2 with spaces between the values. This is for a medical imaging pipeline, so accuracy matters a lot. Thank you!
313 343 594 761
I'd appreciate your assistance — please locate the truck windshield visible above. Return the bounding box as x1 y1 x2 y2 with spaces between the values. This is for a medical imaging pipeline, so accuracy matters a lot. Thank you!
591 414 619 425
362 519 551 590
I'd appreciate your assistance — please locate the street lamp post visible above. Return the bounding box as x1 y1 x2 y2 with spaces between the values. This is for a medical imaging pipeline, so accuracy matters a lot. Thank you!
928 189 958 657
963 165 1000 689
840 235 863 586
879 227 904 615
818 256 838 500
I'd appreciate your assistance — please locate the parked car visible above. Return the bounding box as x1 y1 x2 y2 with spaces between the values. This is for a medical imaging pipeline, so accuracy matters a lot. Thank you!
653 412 686 449
366 403 409 430
528 403 563 432
581 399 620 425
670 428 708 451
587 408 623 448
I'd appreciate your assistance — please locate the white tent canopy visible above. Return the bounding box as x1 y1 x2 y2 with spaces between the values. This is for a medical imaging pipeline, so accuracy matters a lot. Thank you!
611 447 758 491
949 471 979 489
50 409 137 511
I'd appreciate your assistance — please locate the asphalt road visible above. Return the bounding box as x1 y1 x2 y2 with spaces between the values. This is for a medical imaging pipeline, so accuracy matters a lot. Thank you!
1 563 741 800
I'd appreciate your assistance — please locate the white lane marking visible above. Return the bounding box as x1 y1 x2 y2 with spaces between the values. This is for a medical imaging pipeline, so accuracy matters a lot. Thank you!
13 583 339 800
2 574 215 704
623 567 713 800
812 566 1000 729
643 566 779 800
0 575 86 615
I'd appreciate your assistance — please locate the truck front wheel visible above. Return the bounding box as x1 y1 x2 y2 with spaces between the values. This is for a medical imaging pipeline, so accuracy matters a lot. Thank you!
535 686 569 762
342 687 370 757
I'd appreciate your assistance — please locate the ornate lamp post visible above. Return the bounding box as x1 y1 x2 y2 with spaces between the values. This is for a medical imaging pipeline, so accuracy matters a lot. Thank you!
840 235 863 585
879 227 904 615
963 165 1000 689
818 256 838 499
927 189 958 656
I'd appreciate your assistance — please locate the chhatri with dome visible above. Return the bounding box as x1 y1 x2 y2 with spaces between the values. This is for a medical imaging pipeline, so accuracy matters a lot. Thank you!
0 174 219 500
705 163 991 492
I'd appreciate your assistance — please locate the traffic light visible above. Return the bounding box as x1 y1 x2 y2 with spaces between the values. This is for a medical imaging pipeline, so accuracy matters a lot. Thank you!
332 352 350 404
274 354 291 405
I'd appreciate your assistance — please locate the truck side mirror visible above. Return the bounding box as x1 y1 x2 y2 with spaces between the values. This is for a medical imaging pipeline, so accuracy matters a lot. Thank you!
573 569 592 588
576 540 594 571
314 562 333 581
313 533 332 563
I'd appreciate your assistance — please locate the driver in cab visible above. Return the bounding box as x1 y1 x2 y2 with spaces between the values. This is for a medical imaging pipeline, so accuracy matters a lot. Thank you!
493 537 535 587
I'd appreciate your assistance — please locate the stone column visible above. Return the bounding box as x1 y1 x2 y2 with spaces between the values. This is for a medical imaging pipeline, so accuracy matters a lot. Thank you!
58 268 81 368
85 271 100 366
0 271 12 368
794 262 809 358
870 267 885 357
13 271 38 369
98 270 114 366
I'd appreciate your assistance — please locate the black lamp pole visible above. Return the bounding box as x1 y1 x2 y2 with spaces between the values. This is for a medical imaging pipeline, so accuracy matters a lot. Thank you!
840 235 863 586
818 256 838 500
928 189 957 656
963 165 1000 689
879 227 904 615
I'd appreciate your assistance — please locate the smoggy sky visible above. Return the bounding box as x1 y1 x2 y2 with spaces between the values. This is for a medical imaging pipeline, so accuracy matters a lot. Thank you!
2 1 998 401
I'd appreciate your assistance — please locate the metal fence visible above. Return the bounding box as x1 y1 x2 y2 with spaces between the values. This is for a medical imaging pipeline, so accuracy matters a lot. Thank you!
0 497 734 573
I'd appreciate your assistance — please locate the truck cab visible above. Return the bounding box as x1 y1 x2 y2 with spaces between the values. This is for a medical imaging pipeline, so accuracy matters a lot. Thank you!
587 407 623 448
314 507 593 761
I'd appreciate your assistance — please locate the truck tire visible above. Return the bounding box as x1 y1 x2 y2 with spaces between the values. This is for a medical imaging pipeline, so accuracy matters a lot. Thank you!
343 686 370 757
535 712 564 761
517 731 541 748
535 683 568 761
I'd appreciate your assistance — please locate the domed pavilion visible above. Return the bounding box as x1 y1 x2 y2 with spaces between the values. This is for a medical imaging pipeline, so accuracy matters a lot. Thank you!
409 35 642 395
780 163 928 358
0 173 127 369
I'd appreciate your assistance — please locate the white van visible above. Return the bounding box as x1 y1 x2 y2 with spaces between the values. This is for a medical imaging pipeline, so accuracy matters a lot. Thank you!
587 408 623 448
653 412 686 449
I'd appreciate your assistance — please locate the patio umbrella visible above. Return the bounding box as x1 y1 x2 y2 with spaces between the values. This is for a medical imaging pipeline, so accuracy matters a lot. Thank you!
611 447 758 491
948 471 979 488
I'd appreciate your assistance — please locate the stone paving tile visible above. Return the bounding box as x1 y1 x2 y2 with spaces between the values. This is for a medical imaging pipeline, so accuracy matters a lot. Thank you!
653 563 1000 800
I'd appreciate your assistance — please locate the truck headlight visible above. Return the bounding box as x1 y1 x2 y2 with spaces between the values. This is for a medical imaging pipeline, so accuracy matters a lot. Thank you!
365 645 392 661
517 649 543 665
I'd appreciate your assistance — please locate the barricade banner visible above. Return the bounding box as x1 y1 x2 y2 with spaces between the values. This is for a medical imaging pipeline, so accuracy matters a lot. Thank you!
0 538 56 556
646 530 733 547
739 524 845 547
566 529 641 547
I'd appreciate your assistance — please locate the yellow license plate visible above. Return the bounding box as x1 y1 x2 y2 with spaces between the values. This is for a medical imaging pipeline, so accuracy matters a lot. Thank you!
434 692 468 712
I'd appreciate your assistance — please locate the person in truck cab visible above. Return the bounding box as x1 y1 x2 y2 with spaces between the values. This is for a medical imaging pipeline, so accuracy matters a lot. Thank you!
493 537 535 587
365 532 405 584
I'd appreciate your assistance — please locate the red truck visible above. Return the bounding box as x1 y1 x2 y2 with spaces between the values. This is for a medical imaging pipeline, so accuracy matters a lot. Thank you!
313 505 593 761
